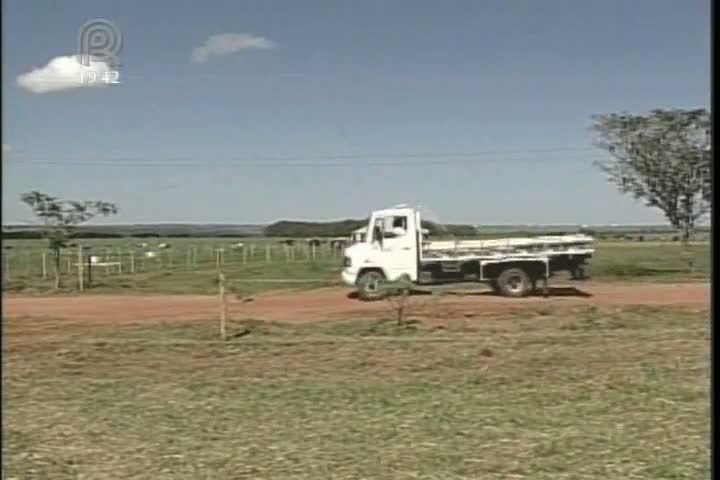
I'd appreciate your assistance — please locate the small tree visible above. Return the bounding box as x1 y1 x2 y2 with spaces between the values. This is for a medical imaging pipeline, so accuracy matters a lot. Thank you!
380 277 440 326
591 108 711 243
20 191 117 289
382 278 413 325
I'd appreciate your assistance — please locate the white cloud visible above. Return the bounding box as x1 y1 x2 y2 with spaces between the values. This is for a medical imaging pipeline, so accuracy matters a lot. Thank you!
191 33 273 64
2 144 11 152
17 55 117 94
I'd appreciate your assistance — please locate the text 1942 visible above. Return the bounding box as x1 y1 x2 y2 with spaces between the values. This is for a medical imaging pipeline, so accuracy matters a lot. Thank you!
79 70 120 85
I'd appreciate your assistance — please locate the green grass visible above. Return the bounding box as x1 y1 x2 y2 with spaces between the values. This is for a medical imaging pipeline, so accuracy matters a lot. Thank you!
3 306 709 479
2 239 710 295
590 242 710 282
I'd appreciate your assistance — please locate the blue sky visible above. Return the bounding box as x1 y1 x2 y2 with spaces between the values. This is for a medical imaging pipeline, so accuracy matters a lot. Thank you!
2 0 710 225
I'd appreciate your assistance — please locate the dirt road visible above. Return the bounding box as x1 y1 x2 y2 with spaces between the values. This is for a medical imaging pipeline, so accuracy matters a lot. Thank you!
3 282 710 325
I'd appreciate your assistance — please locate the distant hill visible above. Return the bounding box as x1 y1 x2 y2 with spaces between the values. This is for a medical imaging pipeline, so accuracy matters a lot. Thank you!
264 219 366 237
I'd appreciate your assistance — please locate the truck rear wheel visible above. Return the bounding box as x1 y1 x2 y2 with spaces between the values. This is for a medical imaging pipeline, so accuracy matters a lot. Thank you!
495 268 531 298
356 270 386 301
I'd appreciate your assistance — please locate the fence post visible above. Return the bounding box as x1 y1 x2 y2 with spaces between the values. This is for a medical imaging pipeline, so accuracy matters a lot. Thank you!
77 245 84 292
186 249 192 269
218 272 227 341
265 244 271 263
250 244 255 261
3 252 9 281
87 254 93 288
242 247 247 264
130 251 135 274
41 252 47 279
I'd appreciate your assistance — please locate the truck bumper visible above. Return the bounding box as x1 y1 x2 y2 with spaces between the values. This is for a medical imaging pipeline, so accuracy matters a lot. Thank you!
341 269 358 286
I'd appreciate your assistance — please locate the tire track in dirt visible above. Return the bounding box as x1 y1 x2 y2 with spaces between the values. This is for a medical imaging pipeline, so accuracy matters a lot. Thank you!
3 282 710 325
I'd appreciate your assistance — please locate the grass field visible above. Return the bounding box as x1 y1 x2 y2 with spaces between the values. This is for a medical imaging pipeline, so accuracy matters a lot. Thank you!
1 239 711 295
3 305 709 479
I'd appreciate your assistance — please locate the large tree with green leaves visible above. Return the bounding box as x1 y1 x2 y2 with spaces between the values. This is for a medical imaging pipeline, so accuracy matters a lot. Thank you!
591 108 711 242
20 191 117 289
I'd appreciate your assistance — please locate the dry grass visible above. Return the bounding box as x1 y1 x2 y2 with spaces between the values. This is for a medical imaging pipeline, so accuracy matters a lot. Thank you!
3 306 710 479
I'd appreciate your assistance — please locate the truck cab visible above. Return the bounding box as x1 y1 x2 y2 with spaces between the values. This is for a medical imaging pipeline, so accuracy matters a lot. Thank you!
342 206 421 289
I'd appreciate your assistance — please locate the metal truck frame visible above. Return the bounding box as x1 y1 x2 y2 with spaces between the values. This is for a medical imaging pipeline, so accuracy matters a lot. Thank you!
341 205 594 300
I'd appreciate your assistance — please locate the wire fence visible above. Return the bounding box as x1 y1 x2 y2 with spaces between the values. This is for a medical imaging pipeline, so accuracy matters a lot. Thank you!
1 241 347 288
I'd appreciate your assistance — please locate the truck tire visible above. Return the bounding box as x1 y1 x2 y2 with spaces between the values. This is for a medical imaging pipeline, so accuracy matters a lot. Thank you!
495 268 531 298
356 270 386 301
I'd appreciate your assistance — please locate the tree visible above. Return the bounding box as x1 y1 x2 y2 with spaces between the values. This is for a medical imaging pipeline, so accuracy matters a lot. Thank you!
591 108 711 243
20 191 117 289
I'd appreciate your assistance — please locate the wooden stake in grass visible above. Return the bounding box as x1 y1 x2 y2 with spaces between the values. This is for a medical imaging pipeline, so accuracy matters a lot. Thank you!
77 245 84 292
218 272 227 341
265 244 271 263
41 252 47 279
130 251 135 274
3 252 9 281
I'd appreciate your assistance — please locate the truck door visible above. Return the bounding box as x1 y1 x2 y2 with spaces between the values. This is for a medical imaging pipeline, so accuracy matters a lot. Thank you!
378 214 418 281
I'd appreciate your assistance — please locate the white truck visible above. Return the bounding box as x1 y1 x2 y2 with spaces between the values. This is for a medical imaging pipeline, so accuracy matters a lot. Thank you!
342 205 594 300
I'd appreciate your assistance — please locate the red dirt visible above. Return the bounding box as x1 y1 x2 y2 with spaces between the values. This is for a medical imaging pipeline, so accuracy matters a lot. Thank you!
3 282 710 325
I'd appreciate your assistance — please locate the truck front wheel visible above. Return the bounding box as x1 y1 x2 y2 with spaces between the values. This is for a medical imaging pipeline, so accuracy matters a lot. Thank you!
356 270 386 301
495 268 531 298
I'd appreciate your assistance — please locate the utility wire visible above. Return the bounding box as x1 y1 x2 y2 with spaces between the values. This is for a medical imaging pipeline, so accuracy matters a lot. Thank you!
5 147 608 168
8 158 609 168
7 146 597 161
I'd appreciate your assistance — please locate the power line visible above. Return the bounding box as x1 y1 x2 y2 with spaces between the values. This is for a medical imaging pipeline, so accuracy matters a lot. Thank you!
7 146 597 162
5 147 608 168
8 158 609 168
